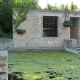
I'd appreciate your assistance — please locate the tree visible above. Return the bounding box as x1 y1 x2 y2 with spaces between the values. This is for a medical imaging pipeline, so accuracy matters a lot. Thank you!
78 9 80 12
44 3 59 10
44 4 53 10
13 0 41 31
59 4 68 10
52 4 59 10
14 0 39 9
0 0 13 37
69 1 77 11
0 0 40 38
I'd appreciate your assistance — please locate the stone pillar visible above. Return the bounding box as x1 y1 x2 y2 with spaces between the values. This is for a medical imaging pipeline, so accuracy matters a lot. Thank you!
78 18 80 46
0 51 8 80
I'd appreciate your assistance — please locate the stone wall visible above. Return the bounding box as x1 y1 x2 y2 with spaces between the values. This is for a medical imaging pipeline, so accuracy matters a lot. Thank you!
0 39 13 50
0 51 8 80
13 9 80 49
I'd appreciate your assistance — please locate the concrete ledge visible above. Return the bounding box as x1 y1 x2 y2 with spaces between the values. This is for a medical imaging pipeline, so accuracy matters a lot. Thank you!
65 48 80 54
0 39 13 50
9 47 64 52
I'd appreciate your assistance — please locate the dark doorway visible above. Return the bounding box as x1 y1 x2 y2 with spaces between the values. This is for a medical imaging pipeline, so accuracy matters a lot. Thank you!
70 17 79 40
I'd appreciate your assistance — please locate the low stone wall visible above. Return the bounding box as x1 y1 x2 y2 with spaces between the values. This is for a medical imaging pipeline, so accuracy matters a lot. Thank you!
0 51 8 80
0 39 13 50
64 39 79 54
64 39 77 49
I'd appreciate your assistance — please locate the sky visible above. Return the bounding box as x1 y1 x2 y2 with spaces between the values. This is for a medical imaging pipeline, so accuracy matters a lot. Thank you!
38 0 80 9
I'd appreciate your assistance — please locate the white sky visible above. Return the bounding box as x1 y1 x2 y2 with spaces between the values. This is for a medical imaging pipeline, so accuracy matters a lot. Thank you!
38 0 80 9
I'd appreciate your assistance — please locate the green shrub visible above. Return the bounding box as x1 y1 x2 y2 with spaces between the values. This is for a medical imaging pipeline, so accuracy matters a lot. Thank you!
16 29 26 34
63 20 72 27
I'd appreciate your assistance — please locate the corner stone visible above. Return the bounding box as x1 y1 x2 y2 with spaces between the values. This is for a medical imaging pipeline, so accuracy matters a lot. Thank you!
0 51 8 80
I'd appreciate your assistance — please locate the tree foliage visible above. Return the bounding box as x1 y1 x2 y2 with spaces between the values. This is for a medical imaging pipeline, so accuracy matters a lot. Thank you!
0 0 80 38
0 0 40 38
44 2 79 11
69 1 77 11
13 0 41 32
44 4 59 10
59 4 68 10
14 0 39 9
0 0 13 38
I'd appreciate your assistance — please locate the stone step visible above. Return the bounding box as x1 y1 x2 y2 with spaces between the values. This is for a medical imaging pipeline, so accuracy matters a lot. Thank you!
76 49 80 51
75 47 80 54
9 47 64 52
75 47 80 48
75 47 80 51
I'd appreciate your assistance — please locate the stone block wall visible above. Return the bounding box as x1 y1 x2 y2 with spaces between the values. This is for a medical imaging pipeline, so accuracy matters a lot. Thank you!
13 10 70 48
13 9 80 49
0 51 8 80
0 39 13 50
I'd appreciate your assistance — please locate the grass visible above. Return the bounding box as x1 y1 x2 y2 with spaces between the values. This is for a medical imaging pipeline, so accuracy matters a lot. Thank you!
8 51 80 80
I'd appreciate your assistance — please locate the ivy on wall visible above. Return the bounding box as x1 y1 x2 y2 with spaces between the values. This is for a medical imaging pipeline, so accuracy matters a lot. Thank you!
13 8 28 34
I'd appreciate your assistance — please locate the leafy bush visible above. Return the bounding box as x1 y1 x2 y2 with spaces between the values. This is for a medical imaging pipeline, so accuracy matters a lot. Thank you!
16 29 26 34
63 20 72 27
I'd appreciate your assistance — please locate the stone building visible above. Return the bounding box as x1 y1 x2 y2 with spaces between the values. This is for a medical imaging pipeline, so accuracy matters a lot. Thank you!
13 9 80 52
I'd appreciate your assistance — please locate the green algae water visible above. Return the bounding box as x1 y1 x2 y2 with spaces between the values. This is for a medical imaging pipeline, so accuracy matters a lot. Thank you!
8 51 80 80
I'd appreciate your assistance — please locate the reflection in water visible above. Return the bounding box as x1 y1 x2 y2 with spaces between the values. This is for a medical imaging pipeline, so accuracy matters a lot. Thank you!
8 72 24 80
